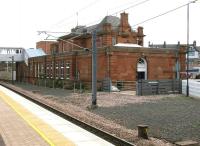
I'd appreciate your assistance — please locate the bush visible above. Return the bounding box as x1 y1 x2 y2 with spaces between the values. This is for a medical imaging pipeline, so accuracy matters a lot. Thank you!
55 79 63 88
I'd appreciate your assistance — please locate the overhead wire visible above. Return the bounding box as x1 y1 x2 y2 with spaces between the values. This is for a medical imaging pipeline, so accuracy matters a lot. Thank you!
108 0 144 12
37 0 199 53
82 0 198 31
50 0 100 30
38 0 151 48
40 0 198 47
72 0 151 32
132 0 198 27
38 31 85 49
47 0 151 34
43 0 196 34
50 33 83 49
42 0 198 35
110 0 150 16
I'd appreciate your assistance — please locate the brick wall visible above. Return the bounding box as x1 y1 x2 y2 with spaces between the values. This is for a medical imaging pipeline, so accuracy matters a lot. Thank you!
16 46 185 90
36 41 56 55
26 13 185 89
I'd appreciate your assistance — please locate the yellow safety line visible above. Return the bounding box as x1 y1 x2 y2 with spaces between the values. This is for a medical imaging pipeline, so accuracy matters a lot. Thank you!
0 91 54 146
0 90 75 146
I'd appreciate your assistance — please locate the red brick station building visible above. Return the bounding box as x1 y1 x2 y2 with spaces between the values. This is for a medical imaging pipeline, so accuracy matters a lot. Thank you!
17 12 186 90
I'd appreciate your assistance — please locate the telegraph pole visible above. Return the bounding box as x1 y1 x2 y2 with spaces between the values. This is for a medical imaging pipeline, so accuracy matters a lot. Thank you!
186 3 189 96
186 0 197 96
92 30 97 106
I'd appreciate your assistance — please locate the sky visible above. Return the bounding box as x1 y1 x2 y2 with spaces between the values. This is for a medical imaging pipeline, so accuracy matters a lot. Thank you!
0 0 199 48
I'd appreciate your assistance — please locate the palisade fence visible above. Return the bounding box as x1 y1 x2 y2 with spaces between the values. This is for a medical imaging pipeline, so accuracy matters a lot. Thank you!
17 77 137 92
35 78 88 92
15 77 87 93
17 77 108 93
136 79 182 96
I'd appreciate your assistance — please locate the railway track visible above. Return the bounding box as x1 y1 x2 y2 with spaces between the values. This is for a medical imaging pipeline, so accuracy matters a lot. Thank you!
0 83 135 146
0 134 5 146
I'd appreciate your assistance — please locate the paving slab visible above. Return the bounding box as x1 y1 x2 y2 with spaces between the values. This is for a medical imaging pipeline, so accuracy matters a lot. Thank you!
0 84 115 146
0 98 49 146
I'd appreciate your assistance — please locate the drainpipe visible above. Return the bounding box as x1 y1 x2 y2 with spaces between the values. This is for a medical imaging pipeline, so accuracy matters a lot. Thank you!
106 47 111 92
176 41 180 79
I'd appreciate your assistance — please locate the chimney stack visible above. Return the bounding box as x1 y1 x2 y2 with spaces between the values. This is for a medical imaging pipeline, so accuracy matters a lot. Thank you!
137 27 143 36
120 12 130 32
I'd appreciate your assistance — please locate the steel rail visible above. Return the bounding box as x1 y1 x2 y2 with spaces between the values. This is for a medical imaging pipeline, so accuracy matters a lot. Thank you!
0 83 135 146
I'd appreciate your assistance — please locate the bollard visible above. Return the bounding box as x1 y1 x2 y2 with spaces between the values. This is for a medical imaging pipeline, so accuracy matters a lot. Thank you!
175 140 198 146
137 124 148 139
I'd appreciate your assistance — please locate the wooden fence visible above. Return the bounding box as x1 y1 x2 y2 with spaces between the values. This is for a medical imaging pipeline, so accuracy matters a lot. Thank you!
136 79 182 96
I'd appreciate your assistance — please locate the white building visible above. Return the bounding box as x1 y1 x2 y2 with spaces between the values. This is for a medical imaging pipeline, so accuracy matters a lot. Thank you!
0 47 46 80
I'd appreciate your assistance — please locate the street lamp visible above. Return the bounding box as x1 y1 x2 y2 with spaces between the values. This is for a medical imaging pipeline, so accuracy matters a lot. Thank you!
9 56 14 84
186 0 197 97
186 3 189 96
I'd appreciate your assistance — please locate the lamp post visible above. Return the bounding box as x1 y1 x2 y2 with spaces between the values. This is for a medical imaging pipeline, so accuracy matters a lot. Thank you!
186 0 197 96
186 3 189 96
10 56 14 84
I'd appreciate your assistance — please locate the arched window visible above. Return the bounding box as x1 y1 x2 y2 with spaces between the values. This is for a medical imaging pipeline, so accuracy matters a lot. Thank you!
137 58 147 80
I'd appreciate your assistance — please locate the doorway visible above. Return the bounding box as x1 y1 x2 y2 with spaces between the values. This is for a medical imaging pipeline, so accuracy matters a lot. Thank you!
137 58 147 80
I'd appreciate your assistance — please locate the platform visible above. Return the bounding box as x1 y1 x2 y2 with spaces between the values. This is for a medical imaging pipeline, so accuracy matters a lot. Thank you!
0 93 48 146
0 85 115 146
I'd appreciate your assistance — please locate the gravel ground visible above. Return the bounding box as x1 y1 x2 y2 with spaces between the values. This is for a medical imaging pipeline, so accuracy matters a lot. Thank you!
10 82 200 145
93 96 200 143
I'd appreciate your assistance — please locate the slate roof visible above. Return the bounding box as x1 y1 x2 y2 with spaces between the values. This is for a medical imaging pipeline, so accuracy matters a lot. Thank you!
21 48 46 65
60 15 120 39
97 15 120 32
24 48 46 58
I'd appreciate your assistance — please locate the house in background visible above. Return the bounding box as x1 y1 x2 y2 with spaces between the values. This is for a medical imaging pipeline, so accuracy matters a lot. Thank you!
0 47 46 81
187 41 200 78
0 47 24 80
149 41 200 78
